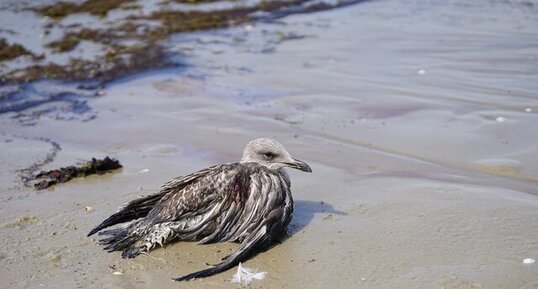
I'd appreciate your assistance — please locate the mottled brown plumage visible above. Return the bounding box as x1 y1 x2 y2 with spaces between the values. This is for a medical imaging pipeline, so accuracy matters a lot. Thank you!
88 138 311 281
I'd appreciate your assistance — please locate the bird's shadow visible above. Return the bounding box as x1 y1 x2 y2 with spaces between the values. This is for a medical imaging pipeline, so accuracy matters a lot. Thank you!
288 200 347 235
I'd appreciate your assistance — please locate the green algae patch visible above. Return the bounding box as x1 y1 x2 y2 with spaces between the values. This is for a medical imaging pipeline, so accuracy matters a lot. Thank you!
46 29 104 53
36 0 136 19
136 0 317 35
6 44 168 83
0 38 33 61
33 156 122 190
146 11 249 34
46 34 81 52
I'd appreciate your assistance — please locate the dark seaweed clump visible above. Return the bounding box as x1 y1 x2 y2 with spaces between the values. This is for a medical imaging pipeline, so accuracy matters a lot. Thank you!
34 156 122 190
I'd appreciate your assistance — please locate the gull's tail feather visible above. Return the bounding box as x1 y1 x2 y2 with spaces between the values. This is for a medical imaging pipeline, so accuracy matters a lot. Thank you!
174 225 268 281
97 225 144 259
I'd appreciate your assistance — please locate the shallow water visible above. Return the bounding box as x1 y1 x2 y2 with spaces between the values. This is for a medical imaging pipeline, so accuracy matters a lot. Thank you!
169 0 538 185
1 0 538 288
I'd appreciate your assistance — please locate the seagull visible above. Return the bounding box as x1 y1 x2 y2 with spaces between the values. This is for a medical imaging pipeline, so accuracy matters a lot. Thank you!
88 138 312 281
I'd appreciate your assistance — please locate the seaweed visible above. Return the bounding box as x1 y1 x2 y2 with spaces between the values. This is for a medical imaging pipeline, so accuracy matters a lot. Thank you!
36 0 136 19
6 45 169 83
33 156 122 190
46 34 81 52
0 38 32 61
46 29 105 53
163 0 234 4
145 10 249 34
2 0 367 85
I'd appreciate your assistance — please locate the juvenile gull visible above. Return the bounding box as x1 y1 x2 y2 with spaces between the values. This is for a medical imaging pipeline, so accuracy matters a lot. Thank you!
88 138 312 281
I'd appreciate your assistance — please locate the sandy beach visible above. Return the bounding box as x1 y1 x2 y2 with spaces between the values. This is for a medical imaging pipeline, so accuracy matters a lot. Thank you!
1 0 538 288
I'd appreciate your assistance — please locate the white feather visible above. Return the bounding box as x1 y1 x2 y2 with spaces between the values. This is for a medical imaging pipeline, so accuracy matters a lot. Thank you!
231 262 267 284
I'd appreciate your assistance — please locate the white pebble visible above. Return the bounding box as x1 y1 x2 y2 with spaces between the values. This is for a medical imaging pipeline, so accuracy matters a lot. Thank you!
85 206 93 212
495 116 506 123
417 69 426 75
112 271 123 275
525 108 532 112
523 258 535 264
139 169 149 174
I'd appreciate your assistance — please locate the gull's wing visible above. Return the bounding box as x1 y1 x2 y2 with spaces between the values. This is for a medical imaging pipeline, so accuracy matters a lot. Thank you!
143 163 250 226
87 164 226 236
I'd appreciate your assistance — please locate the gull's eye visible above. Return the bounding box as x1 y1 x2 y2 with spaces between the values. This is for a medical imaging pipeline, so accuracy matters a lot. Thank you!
263 151 276 158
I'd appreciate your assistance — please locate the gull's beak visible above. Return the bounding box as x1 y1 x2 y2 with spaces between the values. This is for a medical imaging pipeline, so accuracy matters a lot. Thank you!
285 158 312 173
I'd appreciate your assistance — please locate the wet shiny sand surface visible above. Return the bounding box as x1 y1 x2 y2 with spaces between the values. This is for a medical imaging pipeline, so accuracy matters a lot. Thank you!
1 1 538 288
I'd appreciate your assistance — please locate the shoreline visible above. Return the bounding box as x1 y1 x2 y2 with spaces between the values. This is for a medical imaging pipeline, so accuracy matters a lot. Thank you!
1 0 538 288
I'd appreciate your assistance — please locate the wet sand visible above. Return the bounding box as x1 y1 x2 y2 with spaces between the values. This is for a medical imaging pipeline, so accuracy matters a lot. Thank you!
1 1 538 288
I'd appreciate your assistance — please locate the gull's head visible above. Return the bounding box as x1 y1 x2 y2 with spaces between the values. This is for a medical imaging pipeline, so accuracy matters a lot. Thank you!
240 138 312 172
